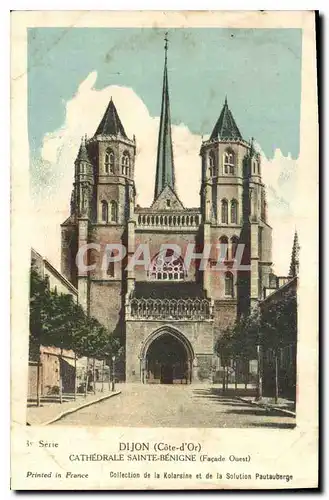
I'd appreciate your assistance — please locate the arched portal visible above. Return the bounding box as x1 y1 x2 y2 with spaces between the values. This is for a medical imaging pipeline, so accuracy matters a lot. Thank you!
141 328 194 385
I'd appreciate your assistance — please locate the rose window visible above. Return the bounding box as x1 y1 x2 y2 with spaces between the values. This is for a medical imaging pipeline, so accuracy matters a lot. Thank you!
149 250 186 281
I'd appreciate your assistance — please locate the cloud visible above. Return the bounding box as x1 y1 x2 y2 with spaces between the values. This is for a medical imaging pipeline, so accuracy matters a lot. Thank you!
31 71 297 276
261 148 298 275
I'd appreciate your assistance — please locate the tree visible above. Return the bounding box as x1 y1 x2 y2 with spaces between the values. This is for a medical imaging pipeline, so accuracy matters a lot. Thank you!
215 310 262 392
215 327 235 391
29 263 122 399
261 287 297 351
29 265 51 358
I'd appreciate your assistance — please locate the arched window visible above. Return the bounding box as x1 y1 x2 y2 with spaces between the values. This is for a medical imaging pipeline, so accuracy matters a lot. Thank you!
107 255 115 278
110 201 118 222
221 199 228 224
223 149 235 175
209 151 216 177
149 249 186 281
231 236 239 259
225 272 234 297
121 151 130 176
261 189 266 221
252 160 257 175
105 149 115 174
230 199 238 224
101 200 108 222
219 235 229 261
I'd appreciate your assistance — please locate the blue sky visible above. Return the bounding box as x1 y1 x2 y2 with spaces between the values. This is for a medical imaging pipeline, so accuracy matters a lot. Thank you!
28 27 302 162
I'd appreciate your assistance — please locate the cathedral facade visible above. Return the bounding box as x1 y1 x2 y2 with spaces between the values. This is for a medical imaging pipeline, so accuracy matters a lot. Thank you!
61 47 272 384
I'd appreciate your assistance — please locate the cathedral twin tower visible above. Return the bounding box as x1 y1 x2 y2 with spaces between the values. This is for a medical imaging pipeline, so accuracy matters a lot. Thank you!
61 41 273 383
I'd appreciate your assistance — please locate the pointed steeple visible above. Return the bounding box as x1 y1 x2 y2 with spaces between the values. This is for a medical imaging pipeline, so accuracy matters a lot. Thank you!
94 98 128 138
76 135 90 163
154 33 176 201
289 231 300 277
210 97 243 141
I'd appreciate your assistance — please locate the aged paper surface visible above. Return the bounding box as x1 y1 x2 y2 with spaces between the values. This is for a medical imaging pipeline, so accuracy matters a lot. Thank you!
11 10 318 490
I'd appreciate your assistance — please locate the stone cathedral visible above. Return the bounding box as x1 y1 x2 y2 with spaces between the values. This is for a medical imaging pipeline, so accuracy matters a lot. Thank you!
61 46 272 384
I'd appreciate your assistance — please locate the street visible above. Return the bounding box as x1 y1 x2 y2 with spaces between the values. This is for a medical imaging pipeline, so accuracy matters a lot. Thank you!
53 385 295 428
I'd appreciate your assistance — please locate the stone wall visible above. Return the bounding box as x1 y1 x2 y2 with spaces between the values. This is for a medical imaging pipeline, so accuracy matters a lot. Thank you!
89 280 123 335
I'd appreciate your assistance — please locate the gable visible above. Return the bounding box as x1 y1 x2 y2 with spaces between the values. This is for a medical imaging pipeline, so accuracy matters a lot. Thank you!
151 185 184 211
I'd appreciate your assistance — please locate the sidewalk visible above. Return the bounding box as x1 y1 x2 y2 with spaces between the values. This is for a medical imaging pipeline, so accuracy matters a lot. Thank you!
27 389 121 426
236 396 296 417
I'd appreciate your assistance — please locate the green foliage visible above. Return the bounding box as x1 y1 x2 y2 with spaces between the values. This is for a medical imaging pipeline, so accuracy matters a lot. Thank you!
215 287 297 362
215 326 235 366
29 262 121 359
261 287 297 350
215 311 261 364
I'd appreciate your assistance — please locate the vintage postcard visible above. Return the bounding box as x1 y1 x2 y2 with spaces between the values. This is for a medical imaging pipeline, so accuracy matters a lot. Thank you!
11 10 318 490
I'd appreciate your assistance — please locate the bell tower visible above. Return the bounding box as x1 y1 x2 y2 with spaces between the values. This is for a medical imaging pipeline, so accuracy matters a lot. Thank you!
88 97 136 226
200 97 245 226
200 98 248 301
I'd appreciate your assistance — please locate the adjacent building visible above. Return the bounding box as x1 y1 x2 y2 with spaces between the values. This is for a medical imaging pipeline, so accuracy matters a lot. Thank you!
259 232 299 400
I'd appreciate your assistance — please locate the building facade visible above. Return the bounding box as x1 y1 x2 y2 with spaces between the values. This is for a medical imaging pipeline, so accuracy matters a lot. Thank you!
29 249 79 398
259 232 299 401
31 248 79 301
61 46 273 384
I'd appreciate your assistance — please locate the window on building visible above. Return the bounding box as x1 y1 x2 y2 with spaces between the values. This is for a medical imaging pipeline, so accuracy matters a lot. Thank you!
219 235 229 261
209 151 216 177
253 160 257 175
121 151 130 176
166 199 171 208
231 236 239 259
110 201 118 222
149 249 186 281
261 189 266 221
107 257 115 278
223 149 235 175
230 199 238 224
221 199 228 224
225 272 234 297
105 149 115 174
101 200 108 222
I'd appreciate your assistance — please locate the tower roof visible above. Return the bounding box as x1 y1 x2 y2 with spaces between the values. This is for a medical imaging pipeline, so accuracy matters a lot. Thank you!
94 98 128 138
75 136 90 163
154 34 176 201
210 97 243 141
289 230 300 277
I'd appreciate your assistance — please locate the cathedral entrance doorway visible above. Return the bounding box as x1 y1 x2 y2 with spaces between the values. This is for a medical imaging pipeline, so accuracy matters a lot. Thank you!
142 329 193 384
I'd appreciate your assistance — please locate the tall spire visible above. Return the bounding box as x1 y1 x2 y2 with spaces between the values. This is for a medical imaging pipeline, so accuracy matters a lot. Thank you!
289 230 300 277
154 33 176 201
